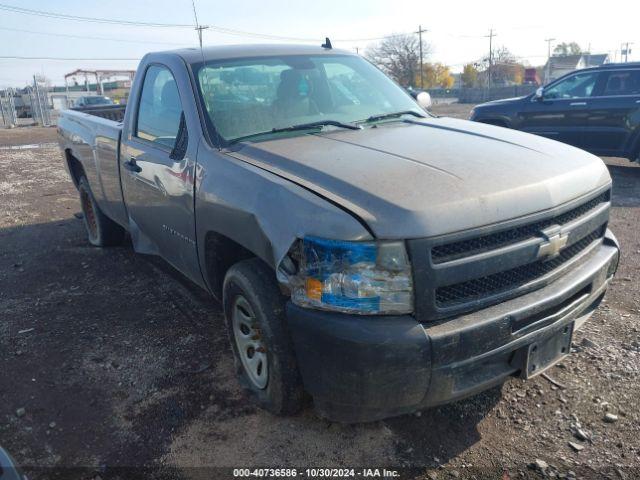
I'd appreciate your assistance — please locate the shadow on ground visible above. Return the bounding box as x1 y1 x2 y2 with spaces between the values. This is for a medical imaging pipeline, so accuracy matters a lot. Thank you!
607 163 640 207
1 217 500 479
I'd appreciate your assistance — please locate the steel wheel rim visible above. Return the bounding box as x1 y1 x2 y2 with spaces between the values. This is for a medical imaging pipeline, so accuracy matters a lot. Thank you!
80 188 98 240
232 295 268 390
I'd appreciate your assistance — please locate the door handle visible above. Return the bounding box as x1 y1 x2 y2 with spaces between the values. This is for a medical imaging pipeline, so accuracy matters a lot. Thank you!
569 102 587 106
123 157 142 173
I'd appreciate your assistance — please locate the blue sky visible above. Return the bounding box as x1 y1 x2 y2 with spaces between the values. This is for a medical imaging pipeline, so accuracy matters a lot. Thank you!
0 0 638 87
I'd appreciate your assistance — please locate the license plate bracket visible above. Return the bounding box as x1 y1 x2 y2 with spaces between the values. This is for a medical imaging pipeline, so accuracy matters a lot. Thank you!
523 322 574 379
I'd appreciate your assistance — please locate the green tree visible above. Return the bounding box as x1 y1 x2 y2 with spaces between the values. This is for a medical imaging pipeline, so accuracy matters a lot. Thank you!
553 42 582 56
418 63 454 89
461 63 479 87
477 47 525 85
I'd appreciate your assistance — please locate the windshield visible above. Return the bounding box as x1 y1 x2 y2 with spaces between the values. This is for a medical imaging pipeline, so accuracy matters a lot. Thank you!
84 96 113 105
195 54 423 143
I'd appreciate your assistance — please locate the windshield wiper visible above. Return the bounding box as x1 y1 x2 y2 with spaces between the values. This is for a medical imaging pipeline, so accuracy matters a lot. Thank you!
274 120 361 132
230 120 360 143
363 110 427 123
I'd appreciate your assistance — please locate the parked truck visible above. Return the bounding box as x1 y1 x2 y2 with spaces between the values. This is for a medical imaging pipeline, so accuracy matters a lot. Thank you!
57 44 620 422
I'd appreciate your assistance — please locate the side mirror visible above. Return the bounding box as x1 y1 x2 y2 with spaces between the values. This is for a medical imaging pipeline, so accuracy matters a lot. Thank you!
416 91 432 110
0 447 24 480
535 87 544 100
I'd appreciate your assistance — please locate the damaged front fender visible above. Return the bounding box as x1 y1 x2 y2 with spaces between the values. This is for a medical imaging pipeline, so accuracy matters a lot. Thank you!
194 142 372 293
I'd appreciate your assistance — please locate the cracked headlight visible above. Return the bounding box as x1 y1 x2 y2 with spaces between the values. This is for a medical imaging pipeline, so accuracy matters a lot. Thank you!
291 237 413 315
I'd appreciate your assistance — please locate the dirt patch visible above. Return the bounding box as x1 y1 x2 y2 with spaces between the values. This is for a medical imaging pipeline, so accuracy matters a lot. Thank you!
431 102 475 120
0 126 58 147
0 125 639 480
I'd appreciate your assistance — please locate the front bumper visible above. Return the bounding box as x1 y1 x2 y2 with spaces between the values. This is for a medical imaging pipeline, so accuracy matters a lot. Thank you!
287 231 619 423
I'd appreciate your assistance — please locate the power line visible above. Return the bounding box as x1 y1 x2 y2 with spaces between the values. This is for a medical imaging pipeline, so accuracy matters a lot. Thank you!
0 26 187 46
0 2 401 43
0 56 140 61
199 26 393 43
0 3 193 27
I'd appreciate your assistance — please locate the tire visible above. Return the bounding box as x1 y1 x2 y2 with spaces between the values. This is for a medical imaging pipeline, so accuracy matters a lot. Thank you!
632 139 640 162
78 176 125 247
223 258 304 415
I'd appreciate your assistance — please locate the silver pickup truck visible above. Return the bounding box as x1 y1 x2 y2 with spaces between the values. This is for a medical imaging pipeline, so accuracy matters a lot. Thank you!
57 44 620 422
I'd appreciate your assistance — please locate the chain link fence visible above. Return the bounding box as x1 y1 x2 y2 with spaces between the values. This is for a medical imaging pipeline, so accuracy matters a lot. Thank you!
29 76 52 126
0 88 18 128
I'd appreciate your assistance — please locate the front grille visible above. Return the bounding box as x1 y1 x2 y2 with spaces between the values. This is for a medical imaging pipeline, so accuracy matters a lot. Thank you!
435 226 605 307
431 191 610 264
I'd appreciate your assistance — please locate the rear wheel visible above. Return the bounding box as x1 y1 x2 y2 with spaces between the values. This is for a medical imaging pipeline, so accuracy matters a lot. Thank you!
223 258 304 415
78 176 125 247
632 139 640 162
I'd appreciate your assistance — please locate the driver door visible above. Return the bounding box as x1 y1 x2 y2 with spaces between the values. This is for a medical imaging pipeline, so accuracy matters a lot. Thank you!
120 63 200 281
518 70 602 149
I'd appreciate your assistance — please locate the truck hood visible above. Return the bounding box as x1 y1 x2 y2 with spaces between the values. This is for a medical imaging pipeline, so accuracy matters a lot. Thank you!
229 117 611 239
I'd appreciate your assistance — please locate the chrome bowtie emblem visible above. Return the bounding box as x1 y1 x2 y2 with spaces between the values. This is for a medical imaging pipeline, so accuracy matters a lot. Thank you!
537 232 569 259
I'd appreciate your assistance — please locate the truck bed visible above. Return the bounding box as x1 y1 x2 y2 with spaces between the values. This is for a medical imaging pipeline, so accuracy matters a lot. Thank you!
71 104 126 122
58 107 127 227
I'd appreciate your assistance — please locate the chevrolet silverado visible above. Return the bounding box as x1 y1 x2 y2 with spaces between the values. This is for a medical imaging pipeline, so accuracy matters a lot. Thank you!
57 44 620 422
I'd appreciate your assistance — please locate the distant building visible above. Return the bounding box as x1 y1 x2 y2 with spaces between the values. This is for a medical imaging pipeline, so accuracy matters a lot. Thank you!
543 53 609 83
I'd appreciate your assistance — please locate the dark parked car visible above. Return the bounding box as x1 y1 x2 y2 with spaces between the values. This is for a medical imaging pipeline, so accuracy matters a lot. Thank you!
74 95 114 108
470 63 640 161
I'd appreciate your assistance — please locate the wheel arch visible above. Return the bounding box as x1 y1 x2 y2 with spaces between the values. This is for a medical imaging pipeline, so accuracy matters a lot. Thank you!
202 231 261 301
628 128 640 161
64 148 85 189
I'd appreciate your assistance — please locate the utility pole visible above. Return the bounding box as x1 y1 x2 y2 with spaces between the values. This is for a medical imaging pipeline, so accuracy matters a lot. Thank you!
191 0 208 49
544 37 555 83
415 25 427 89
486 29 496 91
195 25 209 49
622 42 633 62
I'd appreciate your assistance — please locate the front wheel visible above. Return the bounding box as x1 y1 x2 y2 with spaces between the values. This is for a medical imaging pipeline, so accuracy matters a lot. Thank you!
223 258 304 415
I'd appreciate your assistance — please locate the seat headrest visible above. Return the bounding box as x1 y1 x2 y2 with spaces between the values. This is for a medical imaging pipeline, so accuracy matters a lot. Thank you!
160 80 180 107
277 69 310 100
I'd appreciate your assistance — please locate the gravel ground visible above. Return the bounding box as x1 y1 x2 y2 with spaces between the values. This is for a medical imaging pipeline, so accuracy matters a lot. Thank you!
0 109 639 480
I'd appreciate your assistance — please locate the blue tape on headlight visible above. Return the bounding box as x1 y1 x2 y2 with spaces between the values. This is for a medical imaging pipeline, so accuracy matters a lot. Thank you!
303 236 377 279
292 237 413 315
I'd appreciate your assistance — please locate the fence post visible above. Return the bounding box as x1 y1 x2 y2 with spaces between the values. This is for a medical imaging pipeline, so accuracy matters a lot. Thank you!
0 89 17 128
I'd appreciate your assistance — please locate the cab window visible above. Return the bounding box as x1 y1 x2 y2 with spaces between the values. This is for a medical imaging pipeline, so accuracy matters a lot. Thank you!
544 71 599 99
136 65 182 148
323 61 389 114
601 70 640 96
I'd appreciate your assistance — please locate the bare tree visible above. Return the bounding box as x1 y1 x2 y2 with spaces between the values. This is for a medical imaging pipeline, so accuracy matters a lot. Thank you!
477 47 524 86
366 34 430 87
